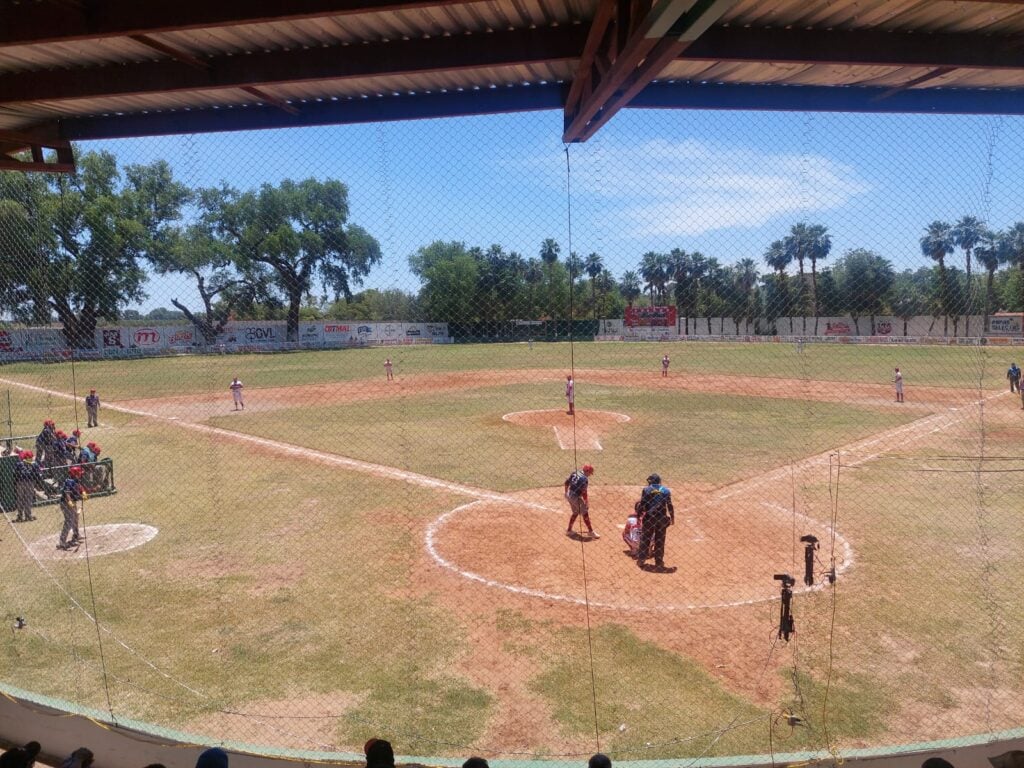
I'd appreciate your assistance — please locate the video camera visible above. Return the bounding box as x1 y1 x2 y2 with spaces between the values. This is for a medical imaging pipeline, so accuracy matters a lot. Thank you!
773 573 796 587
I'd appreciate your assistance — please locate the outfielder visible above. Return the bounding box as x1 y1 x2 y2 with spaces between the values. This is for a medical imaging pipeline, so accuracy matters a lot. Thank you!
229 377 245 410
893 367 904 403
661 355 670 377
384 358 394 381
636 473 674 571
564 464 598 538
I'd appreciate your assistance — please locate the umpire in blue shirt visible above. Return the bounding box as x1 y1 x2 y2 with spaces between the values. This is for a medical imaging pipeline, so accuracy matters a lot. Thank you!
636 473 674 571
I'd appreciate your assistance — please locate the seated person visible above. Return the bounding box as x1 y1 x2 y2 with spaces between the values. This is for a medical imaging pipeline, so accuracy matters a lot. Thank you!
622 509 643 557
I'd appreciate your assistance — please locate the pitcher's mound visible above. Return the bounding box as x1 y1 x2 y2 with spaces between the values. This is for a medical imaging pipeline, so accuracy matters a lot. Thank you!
502 409 630 450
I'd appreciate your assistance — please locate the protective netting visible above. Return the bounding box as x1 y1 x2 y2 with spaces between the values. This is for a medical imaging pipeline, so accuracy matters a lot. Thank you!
0 109 1022 764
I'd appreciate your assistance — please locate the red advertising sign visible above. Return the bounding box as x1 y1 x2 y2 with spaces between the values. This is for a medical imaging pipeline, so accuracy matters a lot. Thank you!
625 306 677 327
133 327 161 346
825 321 851 335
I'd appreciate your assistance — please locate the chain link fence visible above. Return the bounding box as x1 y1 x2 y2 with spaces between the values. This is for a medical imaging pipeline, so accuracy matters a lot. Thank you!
0 109 1021 765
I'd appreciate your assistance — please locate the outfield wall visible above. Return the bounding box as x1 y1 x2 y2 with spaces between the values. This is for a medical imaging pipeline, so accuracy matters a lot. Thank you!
599 316 987 338
0 321 452 361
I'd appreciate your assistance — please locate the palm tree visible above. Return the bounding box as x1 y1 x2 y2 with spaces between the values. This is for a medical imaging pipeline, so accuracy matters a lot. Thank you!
764 239 793 333
920 221 954 336
733 257 759 334
1004 222 1024 313
524 258 544 318
620 270 642 307
639 252 661 304
585 252 604 319
974 228 1004 333
654 252 673 304
785 223 813 332
539 238 561 318
804 224 832 334
952 215 985 336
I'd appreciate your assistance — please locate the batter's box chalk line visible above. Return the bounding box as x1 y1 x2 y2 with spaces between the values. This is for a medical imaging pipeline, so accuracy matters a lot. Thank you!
425 498 852 612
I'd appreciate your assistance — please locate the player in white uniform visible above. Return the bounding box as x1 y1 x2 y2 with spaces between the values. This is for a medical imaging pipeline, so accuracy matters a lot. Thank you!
661 355 670 377
384 358 394 381
230 377 245 410
893 368 903 403
565 374 575 415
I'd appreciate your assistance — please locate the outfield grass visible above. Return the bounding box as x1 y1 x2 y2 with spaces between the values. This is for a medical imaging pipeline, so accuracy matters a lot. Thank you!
0 343 1021 760
0 340 1007 401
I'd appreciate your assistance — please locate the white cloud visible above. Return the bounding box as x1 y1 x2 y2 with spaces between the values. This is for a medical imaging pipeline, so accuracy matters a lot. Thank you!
564 138 871 237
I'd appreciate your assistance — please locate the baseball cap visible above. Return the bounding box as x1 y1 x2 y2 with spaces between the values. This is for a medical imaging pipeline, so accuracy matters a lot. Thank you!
646 473 661 485
68 465 84 477
582 464 594 474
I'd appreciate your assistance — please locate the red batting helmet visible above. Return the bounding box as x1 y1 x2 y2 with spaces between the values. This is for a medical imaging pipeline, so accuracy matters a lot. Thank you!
44 419 54 427
56 430 67 439
582 464 594 475
73 429 81 436
68 465 84 478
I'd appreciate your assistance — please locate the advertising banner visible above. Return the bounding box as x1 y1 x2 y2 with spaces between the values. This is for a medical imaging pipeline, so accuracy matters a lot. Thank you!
624 306 677 327
989 315 1023 335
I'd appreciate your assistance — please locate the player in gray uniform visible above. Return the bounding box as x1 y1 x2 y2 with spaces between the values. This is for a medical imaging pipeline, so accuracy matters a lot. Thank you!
13 451 40 522
85 389 100 427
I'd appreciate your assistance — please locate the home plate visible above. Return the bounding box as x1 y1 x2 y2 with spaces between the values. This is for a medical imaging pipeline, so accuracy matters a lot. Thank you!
553 426 603 450
29 523 158 560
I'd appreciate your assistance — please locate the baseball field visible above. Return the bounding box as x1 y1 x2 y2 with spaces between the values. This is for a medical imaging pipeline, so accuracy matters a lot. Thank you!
0 340 1020 762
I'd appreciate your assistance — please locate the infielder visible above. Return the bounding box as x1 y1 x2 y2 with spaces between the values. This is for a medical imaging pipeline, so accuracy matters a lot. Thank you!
229 377 245 410
661 354 670 377
384 358 394 381
85 389 100 427
636 473 674 571
893 367 904 403
564 464 598 538
565 374 575 415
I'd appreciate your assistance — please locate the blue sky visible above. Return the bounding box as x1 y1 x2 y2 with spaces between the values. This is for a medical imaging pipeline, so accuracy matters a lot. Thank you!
87 108 1023 313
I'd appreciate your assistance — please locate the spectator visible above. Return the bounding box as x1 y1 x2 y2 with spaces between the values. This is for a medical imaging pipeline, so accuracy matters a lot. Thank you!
0 741 40 768
463 759 489 768
195 748 228 768
59 748 93 768
588 755 611 768
364 739 395 768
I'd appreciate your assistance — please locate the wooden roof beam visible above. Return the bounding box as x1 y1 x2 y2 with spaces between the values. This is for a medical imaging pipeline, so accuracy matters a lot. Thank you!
0 0 470 47
0 131 75 173
0 25 585 105
563 0 738 142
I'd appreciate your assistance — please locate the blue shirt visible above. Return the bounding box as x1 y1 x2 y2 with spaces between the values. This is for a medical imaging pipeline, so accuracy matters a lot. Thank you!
639 483 673 515
61 478 83 504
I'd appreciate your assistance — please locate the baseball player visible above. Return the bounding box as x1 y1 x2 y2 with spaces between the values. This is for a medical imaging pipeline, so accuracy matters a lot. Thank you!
1008 363 1021 393
893 367 904 403
229 377 245 410
384 358 394 381
34 420 56 467
85 389 100 427
57 465 86 550
661 354 670 377
564 464 598 538
13 451 40 523
636 473 674 571
565 374 575 415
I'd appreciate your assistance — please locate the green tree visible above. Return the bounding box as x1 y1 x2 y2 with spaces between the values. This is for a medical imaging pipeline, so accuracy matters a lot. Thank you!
920 220 954 336
619 270 642 307
891 270 927 337
1002 222 1024 314
763 239 793 333
0 151 187 348
974 228 1007 330
409 241 479 322
207 178 381 342
585 252 604 319
832 249 895 335
639 252 662 304
952 215 985 335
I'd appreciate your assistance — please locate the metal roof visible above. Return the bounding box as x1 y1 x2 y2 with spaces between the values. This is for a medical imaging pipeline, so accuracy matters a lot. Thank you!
2 0 1024 170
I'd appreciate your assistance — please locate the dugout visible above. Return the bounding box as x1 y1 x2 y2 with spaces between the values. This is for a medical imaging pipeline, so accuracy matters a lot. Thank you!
0 437 117 512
